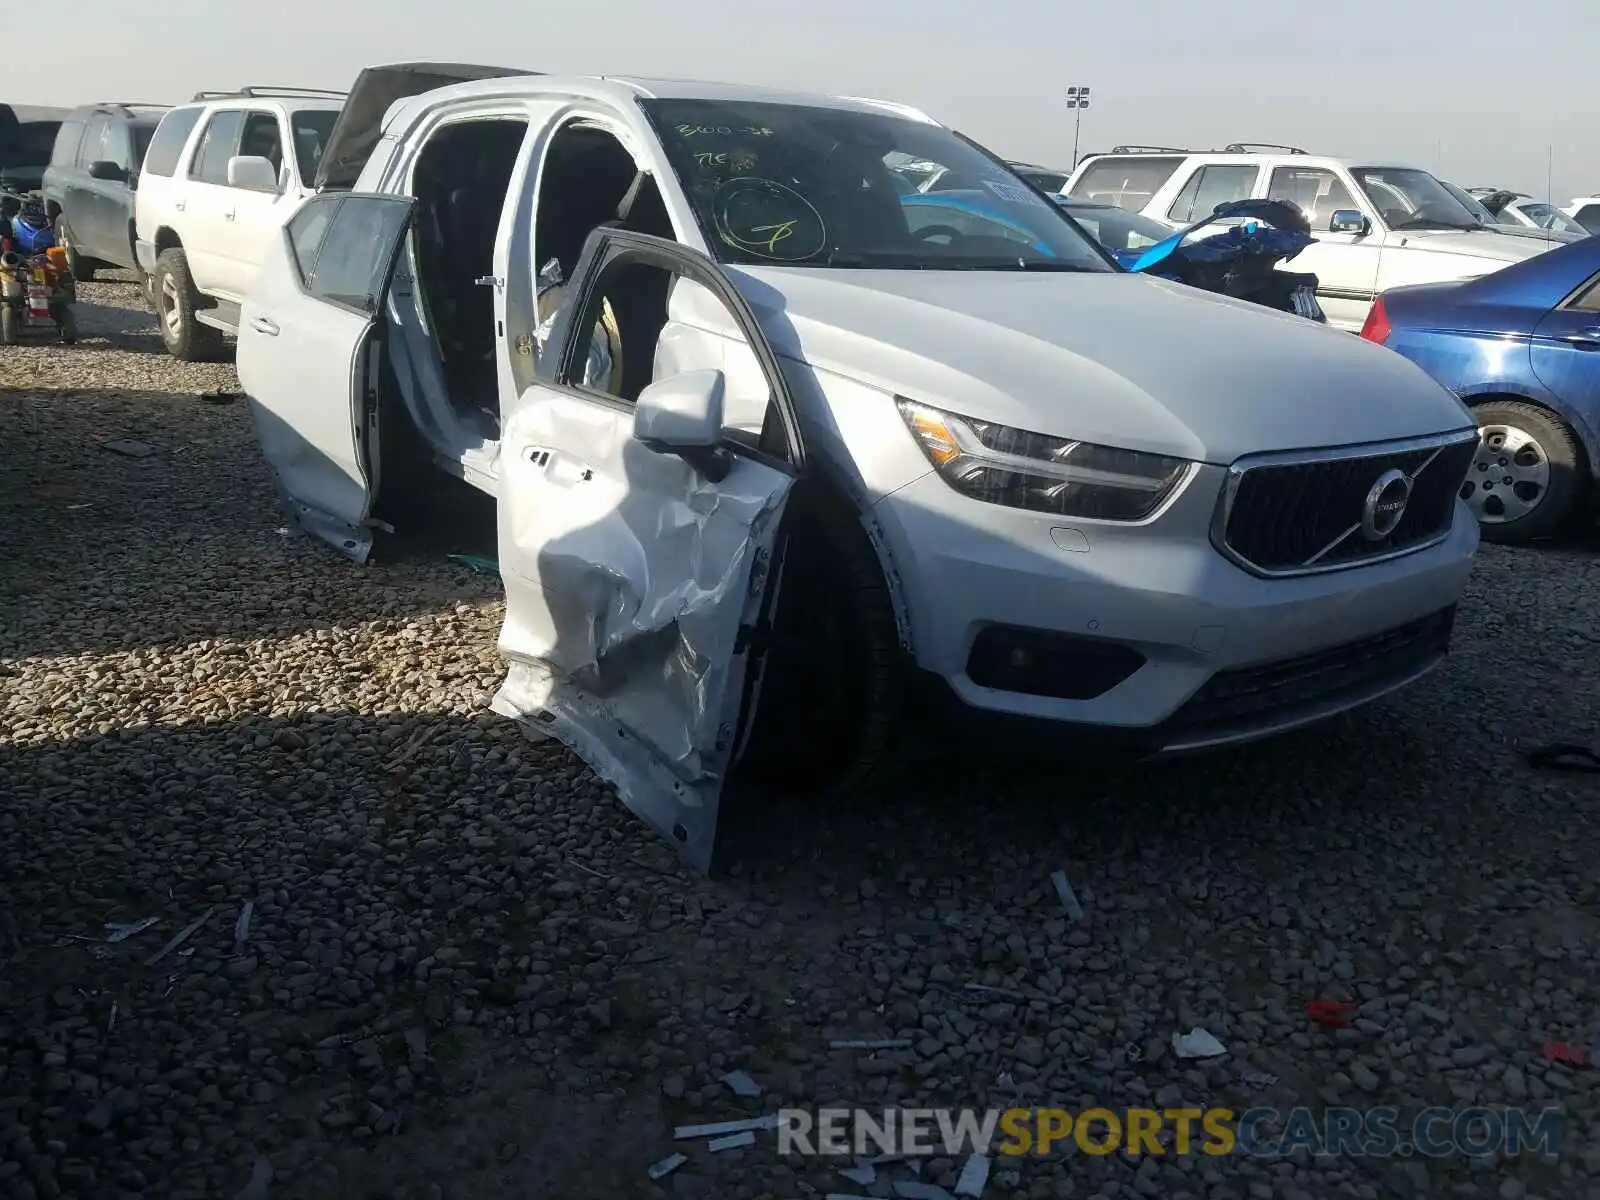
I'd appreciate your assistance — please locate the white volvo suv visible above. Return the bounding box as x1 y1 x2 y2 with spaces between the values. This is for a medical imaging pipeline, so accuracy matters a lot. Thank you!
235 66 1483 871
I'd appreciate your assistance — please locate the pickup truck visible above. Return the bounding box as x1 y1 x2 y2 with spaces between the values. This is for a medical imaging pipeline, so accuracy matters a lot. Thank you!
235 64 1483 871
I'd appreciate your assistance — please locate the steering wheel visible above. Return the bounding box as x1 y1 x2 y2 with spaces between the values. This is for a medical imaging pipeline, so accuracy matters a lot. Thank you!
913 224 963 243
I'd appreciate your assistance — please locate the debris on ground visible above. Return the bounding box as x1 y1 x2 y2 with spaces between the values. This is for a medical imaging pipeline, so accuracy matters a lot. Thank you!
1543 1041 1594 1068
104 915 159 943
839 1161 877 1185
1048 868 1085 922
829 1038 913 1050
198 390 242 405
144 905 214 967
1172 1027 1228 1059
234 899 254 945
954 1153 990 1196
708 1130 757 1152
235 1156 273 1200
1240 1068 1279 1086
1307 1000 1358 1030
674 1115 780 1139
647 1153 687 1180
722 1069 763 1097
100 438 157 458
893 1182 955 1199
447 553 499 575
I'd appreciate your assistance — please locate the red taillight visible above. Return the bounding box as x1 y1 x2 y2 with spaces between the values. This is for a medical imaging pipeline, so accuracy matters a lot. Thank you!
1360 295 1391 344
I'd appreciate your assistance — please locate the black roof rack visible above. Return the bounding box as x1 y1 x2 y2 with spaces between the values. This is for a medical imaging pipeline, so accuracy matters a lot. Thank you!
1222 142 1306 154
1107 144 1189 154
190 86 347 101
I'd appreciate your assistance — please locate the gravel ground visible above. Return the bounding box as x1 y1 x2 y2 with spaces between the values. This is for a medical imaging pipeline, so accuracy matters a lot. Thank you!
3 273 1600 1200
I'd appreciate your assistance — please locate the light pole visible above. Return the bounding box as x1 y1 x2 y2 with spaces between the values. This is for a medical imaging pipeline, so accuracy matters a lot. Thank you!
1066 85 1090 167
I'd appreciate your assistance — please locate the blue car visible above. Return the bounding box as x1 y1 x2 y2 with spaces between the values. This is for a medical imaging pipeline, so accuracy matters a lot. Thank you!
1360 237 1600 543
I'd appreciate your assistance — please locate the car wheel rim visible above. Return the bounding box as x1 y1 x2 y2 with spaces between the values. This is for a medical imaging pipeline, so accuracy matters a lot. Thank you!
159 275 182 337
1460 423 1550 524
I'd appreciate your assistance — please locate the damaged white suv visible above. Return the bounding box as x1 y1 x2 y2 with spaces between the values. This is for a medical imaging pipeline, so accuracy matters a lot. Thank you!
238 65 1483 872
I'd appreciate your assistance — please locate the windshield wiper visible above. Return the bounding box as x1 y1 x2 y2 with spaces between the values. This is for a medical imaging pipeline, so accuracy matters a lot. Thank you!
1392 217 1477 232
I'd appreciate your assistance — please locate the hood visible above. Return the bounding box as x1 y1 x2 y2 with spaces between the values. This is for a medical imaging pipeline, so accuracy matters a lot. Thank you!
1388 227 1554 263
1491 223 1587 245
725 267 1473 464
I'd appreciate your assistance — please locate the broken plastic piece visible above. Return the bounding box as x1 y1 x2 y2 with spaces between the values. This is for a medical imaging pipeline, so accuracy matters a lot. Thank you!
1171 1027 1227 1059
234 900 254 946
1240 1068 1279 1086
722 1069 762 1097
674 1114 780 1139
839 1161 877 1185
447 553 499 575
954 1154 990 1196
647 1152 687 1179
1543 1041 1593 1068
1307 1000 1358 1030
104 916 159 943
830 1038 912 1050
144 906 215 966
1049 869 1085 922
708 1130 756 1152
101 438 156 458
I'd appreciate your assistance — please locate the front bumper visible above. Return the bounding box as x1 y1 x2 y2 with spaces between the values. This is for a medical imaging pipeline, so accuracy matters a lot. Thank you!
872 463 1479 752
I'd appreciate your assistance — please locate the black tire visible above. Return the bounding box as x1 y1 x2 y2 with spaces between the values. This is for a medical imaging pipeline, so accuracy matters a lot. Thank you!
1467 400 1587 544
53 215 94 281
152 247 225 362
736 492 903 798
56 306 76 345
0 305 17 345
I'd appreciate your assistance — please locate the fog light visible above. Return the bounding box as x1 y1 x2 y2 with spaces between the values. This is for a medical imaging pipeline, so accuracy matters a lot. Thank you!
967 625 1146 700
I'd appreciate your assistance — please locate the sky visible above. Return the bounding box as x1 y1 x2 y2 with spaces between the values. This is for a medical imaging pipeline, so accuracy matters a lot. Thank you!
12 0 1599 203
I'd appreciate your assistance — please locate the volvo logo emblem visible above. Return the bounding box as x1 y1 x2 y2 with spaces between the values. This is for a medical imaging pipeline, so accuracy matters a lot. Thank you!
1361 468 1413 541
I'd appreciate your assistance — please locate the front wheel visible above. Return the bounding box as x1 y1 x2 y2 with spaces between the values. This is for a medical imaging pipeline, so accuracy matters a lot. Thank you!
53 216 94 281
1464 400 1587 544
153 247 225 361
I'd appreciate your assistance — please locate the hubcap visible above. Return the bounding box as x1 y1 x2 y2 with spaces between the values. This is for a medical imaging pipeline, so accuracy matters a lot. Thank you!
159 274 182 337
1459 423 1549 523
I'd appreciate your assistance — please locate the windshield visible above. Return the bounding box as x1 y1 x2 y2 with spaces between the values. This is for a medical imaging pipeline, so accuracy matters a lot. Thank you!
1352 166 1479 231
291 109 339 187
1515 202 1588 237
639 98 1114 272
1054 201 1172 252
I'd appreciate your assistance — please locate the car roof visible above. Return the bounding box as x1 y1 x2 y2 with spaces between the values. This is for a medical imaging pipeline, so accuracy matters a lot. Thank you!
1076 150 1424 172
383 74 938 126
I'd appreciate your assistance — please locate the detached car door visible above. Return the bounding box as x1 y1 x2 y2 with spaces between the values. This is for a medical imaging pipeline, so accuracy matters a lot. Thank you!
237 192 414 561
492 229 805 874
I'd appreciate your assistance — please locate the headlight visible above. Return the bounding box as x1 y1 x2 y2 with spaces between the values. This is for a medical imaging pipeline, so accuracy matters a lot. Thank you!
896 398 1193 522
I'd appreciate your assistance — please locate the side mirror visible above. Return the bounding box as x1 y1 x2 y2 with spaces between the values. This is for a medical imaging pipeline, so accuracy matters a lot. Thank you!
226 155 279 191
1330 209 1369 235
633 369 729 480
87 160 126 182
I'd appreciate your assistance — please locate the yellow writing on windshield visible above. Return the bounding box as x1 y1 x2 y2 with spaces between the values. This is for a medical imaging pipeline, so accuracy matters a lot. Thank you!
749 221 796 252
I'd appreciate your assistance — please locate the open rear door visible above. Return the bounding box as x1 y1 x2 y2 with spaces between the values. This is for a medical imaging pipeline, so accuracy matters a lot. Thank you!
237 193 414 561
490 230 806 874
315 62 539 191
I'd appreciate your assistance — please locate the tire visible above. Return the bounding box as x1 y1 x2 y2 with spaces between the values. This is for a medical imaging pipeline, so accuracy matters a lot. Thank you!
53 215 94 281
1466 400 1587 544
0 305 17 345
736 492 903 798
56 306 76 345
152 247 225 361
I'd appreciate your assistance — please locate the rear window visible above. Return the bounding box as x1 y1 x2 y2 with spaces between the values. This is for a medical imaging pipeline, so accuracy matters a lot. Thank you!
1068 155 1184 209
1576 205 1600 234
142 107 204 178
51 119 83 166
289 109 339 187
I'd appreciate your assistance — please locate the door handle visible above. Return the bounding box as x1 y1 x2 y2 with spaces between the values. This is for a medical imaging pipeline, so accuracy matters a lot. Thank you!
174 200 185 211
223 209 236 221
249 316 279 336
1557 328 1600 349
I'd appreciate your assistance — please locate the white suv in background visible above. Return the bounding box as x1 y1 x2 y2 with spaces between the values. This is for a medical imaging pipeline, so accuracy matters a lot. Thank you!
1563 195 1600 235
134 86 345 359
1062 144 1555 331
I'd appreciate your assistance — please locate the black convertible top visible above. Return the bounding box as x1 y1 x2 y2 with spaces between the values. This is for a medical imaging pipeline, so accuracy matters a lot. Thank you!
315 62 539 191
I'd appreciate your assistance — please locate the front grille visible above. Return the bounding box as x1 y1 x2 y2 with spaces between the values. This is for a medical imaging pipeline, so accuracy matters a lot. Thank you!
1218 433 1478 574
1161 606 1455 743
